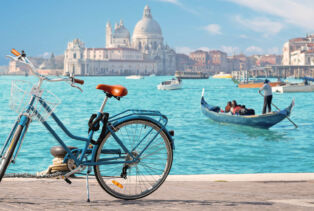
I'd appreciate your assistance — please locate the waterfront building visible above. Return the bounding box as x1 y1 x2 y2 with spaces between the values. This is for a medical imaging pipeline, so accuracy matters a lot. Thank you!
255 55 282 67
290 48 314 65
189 50 210 72
282 34 314 65
64 5 176 76
175 53 195 71
188 50 230 73
208 50 228 73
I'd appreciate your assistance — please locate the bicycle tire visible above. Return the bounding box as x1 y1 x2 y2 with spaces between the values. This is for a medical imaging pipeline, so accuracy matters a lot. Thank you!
94 118 173 200
0 125 23 182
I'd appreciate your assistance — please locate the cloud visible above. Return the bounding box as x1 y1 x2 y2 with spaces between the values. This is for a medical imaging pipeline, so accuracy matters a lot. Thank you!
154 0 199 15
235 15 283 37
175 46 211 54
156 0 181 6
38 52 52 59
239 34 248 39
245 46 264 54
267 47 280 54
203 24 222 35
220 46 240 55
198 46 211 51
229 0 314 30
175 46 194 54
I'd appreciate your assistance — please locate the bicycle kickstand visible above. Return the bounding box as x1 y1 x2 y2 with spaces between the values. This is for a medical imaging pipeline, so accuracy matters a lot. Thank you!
86 166 92 203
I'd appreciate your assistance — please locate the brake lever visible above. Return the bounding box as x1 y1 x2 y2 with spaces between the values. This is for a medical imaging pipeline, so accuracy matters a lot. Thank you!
6 55 19 61
71 83 83 92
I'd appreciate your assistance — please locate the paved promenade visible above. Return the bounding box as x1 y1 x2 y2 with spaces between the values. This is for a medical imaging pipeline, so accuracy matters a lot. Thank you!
1 173 314 210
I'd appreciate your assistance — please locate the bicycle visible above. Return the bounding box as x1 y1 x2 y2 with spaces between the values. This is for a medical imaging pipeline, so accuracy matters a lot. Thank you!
0 49 174 201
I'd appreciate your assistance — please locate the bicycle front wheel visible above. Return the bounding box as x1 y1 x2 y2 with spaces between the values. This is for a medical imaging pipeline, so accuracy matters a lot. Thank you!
94 119 173 200
0 125 23 182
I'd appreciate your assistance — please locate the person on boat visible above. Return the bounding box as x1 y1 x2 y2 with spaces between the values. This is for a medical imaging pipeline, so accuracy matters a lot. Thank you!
304 79 309 85
231 100 242 115
239 105 255 115
225 101 232 113
259 79 272 114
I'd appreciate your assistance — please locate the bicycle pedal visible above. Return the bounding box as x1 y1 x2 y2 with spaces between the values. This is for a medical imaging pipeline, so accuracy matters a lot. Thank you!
64 178 72 184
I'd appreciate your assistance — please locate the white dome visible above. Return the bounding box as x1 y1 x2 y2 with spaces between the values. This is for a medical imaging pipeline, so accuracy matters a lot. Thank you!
132 6 163 39
113 26 130 38
113 20 130 39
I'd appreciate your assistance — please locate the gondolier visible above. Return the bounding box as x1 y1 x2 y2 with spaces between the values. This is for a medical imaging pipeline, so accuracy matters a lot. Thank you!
259 79 272 114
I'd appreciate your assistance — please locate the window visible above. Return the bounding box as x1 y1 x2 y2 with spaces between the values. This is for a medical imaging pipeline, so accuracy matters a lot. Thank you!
73 53 76 59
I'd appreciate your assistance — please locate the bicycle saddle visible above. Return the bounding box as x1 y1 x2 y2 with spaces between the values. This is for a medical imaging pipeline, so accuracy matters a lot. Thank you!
96 84 128 97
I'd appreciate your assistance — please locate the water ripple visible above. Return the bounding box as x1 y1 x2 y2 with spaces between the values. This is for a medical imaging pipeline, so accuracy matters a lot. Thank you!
0 76 313 174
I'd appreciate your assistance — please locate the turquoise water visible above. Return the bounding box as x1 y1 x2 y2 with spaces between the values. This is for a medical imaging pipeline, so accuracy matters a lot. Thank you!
0 76 313 175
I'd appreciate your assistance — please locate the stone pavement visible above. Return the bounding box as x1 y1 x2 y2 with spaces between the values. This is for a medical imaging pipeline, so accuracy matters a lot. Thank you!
1 173 314 210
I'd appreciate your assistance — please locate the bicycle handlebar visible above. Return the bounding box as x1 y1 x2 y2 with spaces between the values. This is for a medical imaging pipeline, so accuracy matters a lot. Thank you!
8 49 84 91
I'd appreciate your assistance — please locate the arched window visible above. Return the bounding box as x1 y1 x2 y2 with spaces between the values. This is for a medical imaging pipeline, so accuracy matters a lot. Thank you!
138 41 142 49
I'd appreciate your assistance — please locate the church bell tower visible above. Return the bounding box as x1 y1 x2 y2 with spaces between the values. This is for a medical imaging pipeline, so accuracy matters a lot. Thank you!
106 21 112 48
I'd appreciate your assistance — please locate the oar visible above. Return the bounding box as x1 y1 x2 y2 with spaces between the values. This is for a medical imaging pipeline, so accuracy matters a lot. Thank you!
259 92 298 128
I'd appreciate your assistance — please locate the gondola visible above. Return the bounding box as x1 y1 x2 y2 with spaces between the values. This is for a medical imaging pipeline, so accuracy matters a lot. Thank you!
201 89 294 129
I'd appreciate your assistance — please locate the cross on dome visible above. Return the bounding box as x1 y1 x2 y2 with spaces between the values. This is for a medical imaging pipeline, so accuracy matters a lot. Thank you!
143 5 152 18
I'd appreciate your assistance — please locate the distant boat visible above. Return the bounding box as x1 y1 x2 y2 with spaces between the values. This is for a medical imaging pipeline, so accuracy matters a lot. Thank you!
238 80 284 88
272 78 314 93
212 72 232 79
157 78 182 90
126 75 144 79
201 89 294 129
175 71 209 79
149 74 156 77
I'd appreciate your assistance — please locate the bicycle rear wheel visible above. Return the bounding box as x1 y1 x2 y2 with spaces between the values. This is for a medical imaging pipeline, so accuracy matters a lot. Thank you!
0 125 23 182
94 119 173 200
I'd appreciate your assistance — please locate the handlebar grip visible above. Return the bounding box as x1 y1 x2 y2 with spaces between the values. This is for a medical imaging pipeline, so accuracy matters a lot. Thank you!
74 78 84 85
11 49 21 56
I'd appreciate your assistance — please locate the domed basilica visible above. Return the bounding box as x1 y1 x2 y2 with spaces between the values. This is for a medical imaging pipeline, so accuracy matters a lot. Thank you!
64 6 176 76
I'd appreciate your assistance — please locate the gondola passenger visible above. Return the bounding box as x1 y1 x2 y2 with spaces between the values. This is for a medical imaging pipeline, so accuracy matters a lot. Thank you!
231 100 242 115
225 101 232 113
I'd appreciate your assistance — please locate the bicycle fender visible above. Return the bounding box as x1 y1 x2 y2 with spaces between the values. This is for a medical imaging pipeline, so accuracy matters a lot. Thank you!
111 115 175 150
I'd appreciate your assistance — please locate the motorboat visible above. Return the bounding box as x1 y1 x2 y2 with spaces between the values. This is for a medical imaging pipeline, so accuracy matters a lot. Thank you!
238 80 284 88
157 78 182 90
272 77 314 93
175 71 209 79
126 75 144 79
212 72 232 79
272 82 314 93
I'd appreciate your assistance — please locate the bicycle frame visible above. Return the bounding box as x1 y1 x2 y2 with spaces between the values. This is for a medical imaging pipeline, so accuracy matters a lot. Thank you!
1 89 174 170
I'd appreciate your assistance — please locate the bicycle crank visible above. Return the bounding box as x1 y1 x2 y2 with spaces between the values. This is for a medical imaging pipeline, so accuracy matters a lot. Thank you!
59 165 86 184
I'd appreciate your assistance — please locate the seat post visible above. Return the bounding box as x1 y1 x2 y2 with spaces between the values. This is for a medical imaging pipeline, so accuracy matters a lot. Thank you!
99 96 109 113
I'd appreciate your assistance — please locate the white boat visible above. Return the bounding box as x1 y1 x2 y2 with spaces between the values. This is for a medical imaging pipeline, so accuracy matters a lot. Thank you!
175 71 209 79
157 78 182 90
212 72 232 79
272 82 314 93
126 75 144 79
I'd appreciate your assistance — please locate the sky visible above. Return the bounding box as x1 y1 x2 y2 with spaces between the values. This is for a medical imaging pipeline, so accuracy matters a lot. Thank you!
0 0 314 65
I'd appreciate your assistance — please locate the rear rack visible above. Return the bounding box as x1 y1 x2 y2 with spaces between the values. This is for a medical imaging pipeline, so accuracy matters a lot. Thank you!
109 109 168 127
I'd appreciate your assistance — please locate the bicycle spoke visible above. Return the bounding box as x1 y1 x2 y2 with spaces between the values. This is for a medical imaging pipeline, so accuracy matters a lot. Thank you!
94 119 172 200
